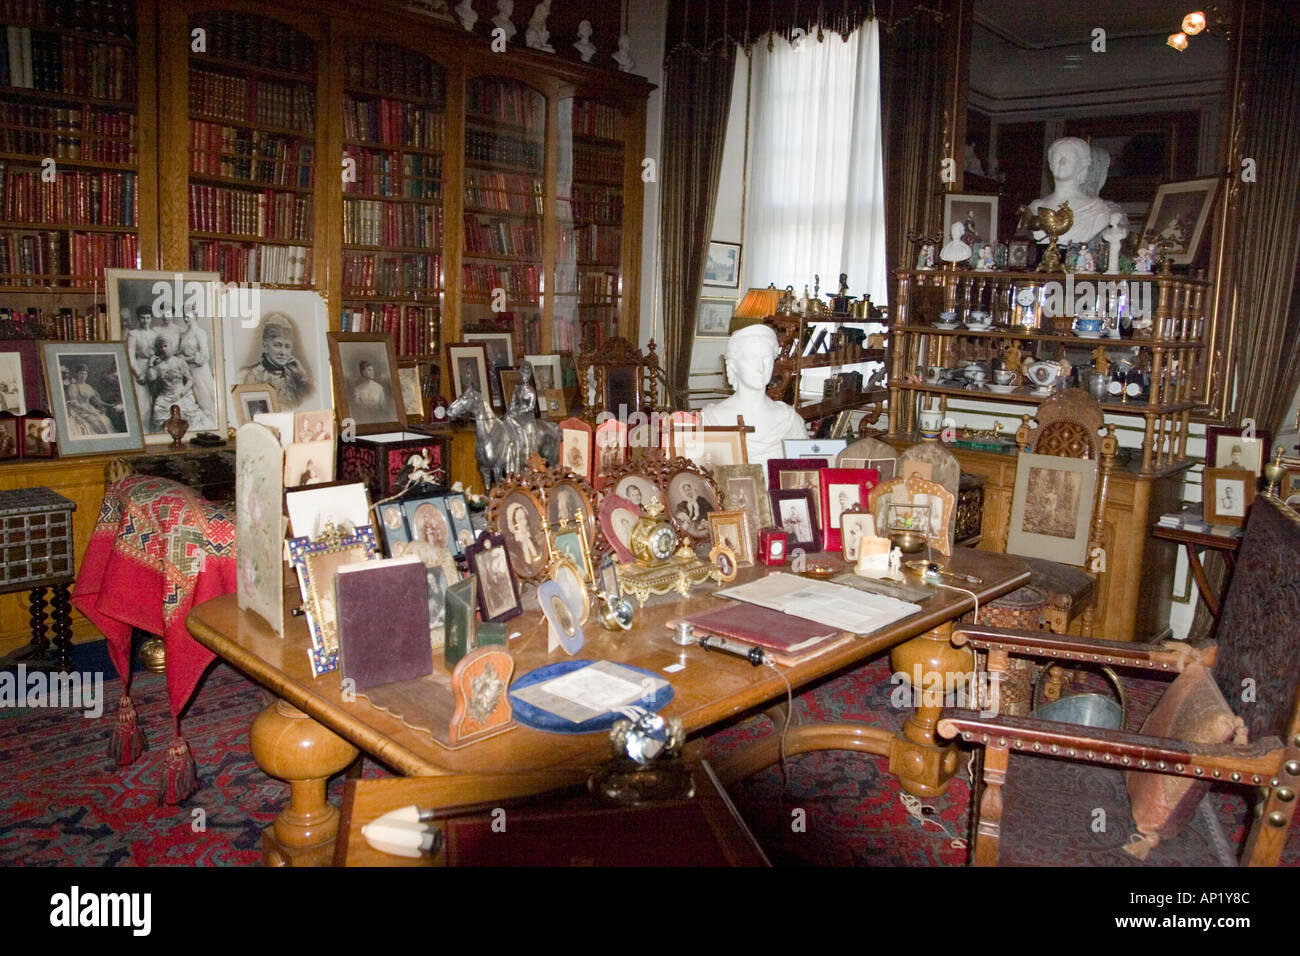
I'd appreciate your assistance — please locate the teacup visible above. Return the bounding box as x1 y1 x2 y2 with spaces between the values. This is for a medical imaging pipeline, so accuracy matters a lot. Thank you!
1075 316 1104 334
938 311 957 324
967 369 987 385
994 369 1015 386
966 311 991 328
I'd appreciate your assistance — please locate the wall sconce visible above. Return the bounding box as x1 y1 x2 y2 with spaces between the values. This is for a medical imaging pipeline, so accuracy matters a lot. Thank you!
1182 11 1208 35
1167 31 1190 51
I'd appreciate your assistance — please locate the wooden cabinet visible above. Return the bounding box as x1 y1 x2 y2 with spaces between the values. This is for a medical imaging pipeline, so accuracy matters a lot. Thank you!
770 310 890 424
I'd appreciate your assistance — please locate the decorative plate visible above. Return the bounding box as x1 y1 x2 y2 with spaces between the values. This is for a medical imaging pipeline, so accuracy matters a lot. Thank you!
508 659 675 734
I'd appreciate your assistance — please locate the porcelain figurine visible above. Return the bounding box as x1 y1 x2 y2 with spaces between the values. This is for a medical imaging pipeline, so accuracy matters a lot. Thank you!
454 0 477 30
525 1 554 52
1102 212 1127 274
613 34 634 71
573 19 596 61
491 0 516 40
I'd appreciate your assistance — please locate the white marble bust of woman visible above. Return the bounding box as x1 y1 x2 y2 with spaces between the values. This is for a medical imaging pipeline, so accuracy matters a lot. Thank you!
1028 136 1127 245
701 323 806 467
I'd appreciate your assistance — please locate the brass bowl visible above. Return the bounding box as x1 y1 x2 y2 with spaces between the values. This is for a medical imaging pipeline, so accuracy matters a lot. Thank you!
890 530 927 554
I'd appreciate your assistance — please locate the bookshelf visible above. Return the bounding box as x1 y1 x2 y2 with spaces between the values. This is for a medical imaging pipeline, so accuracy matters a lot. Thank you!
338 40 445 360
0 0 155 291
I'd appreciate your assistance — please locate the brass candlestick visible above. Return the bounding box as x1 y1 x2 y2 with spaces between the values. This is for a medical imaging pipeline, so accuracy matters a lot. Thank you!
1263 447 1286 497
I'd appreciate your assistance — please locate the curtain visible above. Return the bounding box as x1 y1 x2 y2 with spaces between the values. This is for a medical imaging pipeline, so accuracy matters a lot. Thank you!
659 45 736 401
742 22 888 306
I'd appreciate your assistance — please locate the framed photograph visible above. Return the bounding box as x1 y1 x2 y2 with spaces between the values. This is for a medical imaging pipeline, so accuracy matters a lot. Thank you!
490 484 550 581
223 288 331 421
446 342 491 402
284 481 371 541
840 512 875 561
0 340 44 416
598 493 641 564
546 477 595 548
819 467 881 552
768 457 829 529
664 466 719 541
1205 425 1271 478
467 533 522 623
1007 240 1030 270
549 553 591 626
548 518 595 583
404 497 454 551
715 463 772 550
609 471 664 512
783 438 847 461
560 416 594 482
943 193 999 250
696 298 733 338
1204 467 1256 527
375 501 411 555
444 576 478 670
703 241 741 289
463 331 515 411
596 552 621 601
397 362 425 422
41 342 144 457
594 417 627 488
707 509 754 567
1145 177 1220 266
524 353 563 415
497 366 525 414
232 383 278 426
1006 453 1099 565
671 422 749 471
772 488 821 552
444 491 476 553
19 415 55 458
294 408 335 443
283 440 334 488
288 525 380 677
328 333 406 434
839 456 896 482
106 268 227 441
0 416 18 460
708 544 739 582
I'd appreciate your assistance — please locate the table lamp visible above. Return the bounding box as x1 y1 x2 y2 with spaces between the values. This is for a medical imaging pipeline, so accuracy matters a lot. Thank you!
729 285 780 334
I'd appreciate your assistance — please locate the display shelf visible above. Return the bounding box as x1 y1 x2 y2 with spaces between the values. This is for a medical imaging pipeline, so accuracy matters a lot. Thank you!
767 310 891 424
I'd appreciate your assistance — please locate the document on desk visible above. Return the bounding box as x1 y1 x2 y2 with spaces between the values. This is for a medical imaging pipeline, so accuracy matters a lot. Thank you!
716 572 922 635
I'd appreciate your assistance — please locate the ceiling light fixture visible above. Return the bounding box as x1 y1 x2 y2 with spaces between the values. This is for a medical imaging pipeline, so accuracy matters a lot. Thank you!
1182 11 1208 35
1167 31 1189 51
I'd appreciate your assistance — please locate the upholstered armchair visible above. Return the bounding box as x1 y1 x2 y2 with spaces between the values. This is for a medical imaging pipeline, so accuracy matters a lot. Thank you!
939 493 1300 866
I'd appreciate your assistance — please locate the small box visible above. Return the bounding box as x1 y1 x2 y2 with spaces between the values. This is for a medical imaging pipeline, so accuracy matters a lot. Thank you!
0 487 76 590
758 526 788 566
338 431 450 500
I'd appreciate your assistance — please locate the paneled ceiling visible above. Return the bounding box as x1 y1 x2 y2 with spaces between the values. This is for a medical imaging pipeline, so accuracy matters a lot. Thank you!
975 0 1205 49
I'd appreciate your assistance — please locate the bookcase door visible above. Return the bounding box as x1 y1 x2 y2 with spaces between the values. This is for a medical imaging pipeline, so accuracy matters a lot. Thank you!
338 40 448 362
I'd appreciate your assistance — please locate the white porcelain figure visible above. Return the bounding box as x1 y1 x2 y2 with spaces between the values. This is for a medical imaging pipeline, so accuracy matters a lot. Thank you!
1028 136 1127 245
454 0 477 31
525 0 554 52
573 19 596 61
939 222 971 264
491 0 516 40
700 324 807 468
613 34 634 71
1102 212 1127 274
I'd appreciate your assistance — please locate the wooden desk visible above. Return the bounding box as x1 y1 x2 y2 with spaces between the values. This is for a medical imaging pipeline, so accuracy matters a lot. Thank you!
187 547 1029 866
1150 524 1241 620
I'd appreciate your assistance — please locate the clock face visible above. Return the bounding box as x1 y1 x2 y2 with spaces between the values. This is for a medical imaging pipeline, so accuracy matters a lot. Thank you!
648 524 677 560
1016 288 1037 307
771 540 784 557
1125 381 1142 397
1107 380 1123 395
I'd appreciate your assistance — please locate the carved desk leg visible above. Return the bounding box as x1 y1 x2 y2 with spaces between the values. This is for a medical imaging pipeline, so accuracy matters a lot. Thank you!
49 583 74 673
888 620 974 798
250 698 359 867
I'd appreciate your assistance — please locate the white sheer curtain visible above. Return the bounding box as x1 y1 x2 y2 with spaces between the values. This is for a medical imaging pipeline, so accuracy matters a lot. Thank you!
742 21 888 306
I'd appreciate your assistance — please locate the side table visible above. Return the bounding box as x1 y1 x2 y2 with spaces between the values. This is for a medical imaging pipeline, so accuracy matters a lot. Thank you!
1150 523 1241 621
0 487 77 672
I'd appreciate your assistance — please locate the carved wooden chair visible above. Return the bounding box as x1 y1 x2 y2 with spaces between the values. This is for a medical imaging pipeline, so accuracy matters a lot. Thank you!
939 493 1300 866
575 337 669 423
989 388 1118 640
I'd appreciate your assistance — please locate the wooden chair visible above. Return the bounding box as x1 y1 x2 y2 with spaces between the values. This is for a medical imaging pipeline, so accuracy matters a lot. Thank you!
990 388 1118 639
575 336 668 423
939 493 1300 866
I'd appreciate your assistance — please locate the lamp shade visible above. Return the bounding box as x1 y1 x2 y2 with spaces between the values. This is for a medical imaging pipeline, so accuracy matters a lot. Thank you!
1182 11 1207 35
1167 31 1189 51
729 285 780 333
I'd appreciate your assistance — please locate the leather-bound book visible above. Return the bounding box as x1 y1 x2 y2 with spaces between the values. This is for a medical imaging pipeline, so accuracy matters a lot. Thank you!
336 555 432 691
677 603 847 665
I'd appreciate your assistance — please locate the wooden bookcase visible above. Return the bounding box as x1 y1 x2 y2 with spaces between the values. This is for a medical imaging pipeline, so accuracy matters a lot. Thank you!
0 0 156 289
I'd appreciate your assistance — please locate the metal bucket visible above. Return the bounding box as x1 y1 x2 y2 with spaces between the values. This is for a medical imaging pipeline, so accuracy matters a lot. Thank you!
1030 665 1126 730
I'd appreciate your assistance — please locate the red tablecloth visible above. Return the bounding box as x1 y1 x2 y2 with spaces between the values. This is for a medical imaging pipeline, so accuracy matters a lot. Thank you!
71 474 237 802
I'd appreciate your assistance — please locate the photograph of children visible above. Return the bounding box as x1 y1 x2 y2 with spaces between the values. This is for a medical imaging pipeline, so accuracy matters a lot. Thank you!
21 416 55 458
468 535 521 623
562 428 591 479
840 512 875 561
225 290 329 422
283 440 335 488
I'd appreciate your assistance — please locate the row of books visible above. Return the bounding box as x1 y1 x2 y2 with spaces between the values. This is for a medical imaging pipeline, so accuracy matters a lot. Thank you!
572 144 625 185
560 183 624 224
462 214 540 259
340 302 438 357
571 100 626 141
0 302 109 340
0 164 136 226
552 268 621 298
343 43 444 101
342 147 441 199
0 0 136 38
465 128 542 173
187 184 312 241
189 120 314 188
465 79 544 130
2 27 136 100
188 239 311 286
0 228 137 283
463 171 543 215
342 251 441 298
190 68 315 135
0 103 136 161
193 10 314 75
556 223 621 265
342 96 444 150
551 315 584 354
342 197 441 248
461 262 540 300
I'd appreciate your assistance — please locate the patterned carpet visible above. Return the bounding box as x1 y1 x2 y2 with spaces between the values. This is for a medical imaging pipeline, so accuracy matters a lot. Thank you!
1 640 1296 866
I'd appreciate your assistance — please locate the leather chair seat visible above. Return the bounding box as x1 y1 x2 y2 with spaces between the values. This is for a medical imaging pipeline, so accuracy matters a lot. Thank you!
1021 556 1096 613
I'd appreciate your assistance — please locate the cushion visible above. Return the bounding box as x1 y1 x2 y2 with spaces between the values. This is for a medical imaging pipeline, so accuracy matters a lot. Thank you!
1124 661 1244 859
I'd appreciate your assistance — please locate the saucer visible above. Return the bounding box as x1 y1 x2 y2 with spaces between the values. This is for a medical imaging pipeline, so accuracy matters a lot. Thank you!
985 383 1018 394
965 324 992 332
1073 330 1105 339
932 322 959 330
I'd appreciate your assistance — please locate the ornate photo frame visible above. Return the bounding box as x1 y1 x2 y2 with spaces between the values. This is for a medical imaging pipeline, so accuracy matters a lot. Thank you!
486 474 551 583
289 524 380 676
466 532 522 623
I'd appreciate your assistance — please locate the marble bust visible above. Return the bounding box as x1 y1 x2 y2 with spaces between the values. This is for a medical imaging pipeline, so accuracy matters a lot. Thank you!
573 20 596 62
701 323 806 468
1028 136 1127 245
939 221 971 264
491 0 516 40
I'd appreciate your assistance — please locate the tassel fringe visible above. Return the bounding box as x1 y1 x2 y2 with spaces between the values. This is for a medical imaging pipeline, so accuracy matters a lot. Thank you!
108 695 147 766
1122 831 1160 860
157 736 198 806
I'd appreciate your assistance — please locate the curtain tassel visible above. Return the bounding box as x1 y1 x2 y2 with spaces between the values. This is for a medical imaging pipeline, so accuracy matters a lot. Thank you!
157 735 197 806
108 694 147 766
